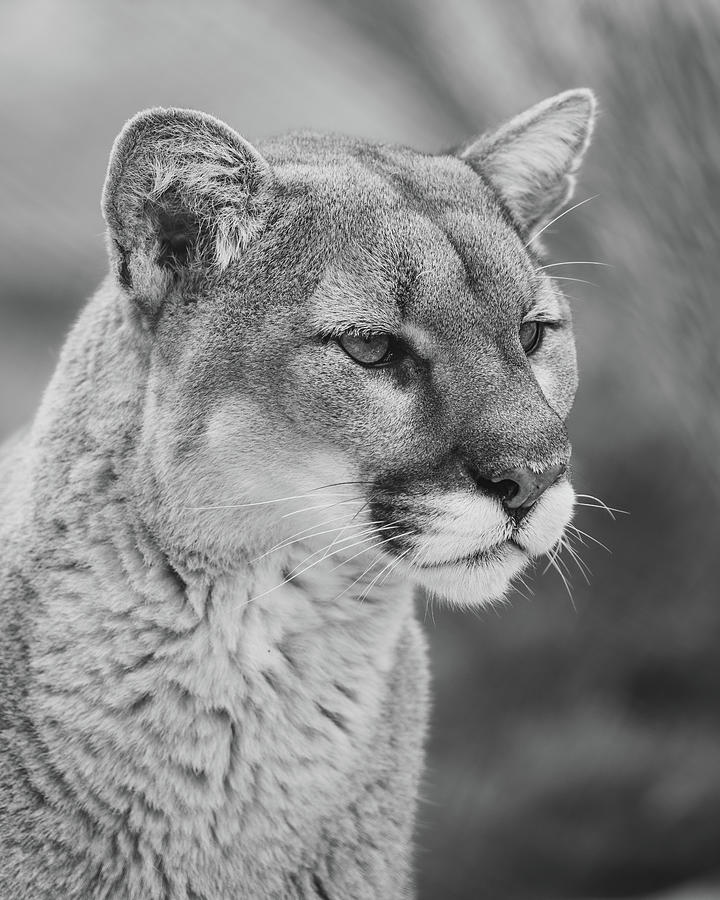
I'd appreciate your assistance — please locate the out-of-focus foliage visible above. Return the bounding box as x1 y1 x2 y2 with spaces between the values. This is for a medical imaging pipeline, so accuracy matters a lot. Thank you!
1 1 719 897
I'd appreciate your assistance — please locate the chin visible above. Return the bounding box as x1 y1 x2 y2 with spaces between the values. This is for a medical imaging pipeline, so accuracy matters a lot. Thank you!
409 542 529 608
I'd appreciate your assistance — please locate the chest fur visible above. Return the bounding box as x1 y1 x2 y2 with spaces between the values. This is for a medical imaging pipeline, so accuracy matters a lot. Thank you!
27 545 414 894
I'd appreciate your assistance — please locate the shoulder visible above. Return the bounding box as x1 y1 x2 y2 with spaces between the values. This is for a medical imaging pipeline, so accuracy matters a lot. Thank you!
0 427 33 547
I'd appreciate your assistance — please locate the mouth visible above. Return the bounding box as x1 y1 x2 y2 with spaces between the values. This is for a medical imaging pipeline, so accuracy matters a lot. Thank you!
417 538 524 570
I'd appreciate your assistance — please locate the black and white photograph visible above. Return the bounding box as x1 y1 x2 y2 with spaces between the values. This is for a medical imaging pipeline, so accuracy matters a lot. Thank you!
1 2 718 898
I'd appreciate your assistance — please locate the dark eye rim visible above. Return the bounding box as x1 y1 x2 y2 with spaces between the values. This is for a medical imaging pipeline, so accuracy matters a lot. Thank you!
333 331 404 368
519 320 546 355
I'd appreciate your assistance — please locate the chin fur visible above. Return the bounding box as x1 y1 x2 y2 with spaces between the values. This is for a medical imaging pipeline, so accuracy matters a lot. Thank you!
408 542 528 608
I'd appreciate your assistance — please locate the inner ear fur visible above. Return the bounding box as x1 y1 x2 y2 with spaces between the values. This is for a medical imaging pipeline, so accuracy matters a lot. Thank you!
102 107 273 310
460 89 596 237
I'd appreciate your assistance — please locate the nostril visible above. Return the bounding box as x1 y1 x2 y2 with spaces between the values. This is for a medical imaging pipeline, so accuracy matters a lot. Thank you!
496 461 566 510
468 472 521 504
464 459 566 510
494 478 520 503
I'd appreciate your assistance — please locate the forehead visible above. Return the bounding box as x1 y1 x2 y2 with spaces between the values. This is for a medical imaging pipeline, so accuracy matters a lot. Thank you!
267 137 542 335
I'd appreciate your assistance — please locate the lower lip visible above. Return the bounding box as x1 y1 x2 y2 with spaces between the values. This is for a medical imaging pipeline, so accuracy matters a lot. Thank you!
421 541 521 570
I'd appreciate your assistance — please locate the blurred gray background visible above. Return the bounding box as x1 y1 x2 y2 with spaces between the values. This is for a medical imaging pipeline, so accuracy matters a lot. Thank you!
2 1 719 897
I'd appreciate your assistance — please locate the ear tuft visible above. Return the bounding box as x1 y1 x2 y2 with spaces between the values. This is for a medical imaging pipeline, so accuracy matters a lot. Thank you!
460 89 597 236
102 108 273 310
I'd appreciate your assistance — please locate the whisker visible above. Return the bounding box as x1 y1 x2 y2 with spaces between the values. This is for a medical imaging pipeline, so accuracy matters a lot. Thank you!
241 534 375 608
286 522 402 579
338 544 410 606
424 593 432 625
575 501 619 518
184 479 374 513
247 492 377 571
513 570 535 601
249 512 368 563
280 497 365 519
546 548 574 607
554 545 573 580
332 552 389 604
407 535 435 569
543 536 575 591
565 531 592 571
357 546 413 604
251 521 410 610
256 520 384 568
282 523 391 578
564 525 589 547
311 480 375 489
542 539 562 576
380 544 415 586
307 502 382 585
544 275 598 287
537 260 611 270
561 536 591 584
566 523 611 553
510 581 532 602
378 547 414 592
321 501 371 559
326 528 413 577
575 494 628 518
526 194 598 245
184 491 356 512
242 523 405 607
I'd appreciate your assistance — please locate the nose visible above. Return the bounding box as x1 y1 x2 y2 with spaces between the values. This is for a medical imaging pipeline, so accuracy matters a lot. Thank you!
468 461 567 521
493 461 567 509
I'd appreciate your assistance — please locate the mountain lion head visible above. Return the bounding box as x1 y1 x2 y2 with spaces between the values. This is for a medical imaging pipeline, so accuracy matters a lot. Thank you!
102 91 595 606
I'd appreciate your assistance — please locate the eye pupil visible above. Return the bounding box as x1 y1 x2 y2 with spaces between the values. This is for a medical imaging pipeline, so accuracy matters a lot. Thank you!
519 321 543 355
338 332 393 366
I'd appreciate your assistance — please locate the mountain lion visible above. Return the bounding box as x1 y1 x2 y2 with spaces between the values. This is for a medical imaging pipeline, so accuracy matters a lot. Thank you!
0 89 595 898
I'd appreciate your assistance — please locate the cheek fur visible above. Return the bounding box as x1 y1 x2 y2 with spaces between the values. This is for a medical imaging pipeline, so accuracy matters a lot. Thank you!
533 364 559 407
148 393 368 558
278 349 420 462
533 330 578 418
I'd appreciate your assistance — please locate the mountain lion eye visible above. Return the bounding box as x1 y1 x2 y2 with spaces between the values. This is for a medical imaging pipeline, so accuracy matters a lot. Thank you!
519 321 544 355
338 332 393 366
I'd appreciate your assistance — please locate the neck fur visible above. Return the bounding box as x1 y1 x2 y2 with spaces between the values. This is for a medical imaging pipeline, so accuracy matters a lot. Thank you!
22 284 415 883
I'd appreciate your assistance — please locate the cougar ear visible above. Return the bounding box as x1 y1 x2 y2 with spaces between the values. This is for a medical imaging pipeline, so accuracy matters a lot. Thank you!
460 89 596 237
102 107 273 313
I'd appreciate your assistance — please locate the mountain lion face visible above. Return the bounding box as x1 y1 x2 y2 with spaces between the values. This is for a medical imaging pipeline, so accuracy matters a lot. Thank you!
103 93 594 605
